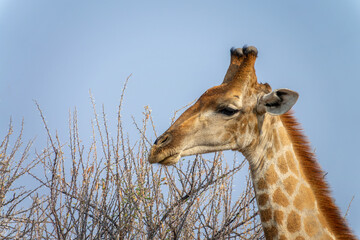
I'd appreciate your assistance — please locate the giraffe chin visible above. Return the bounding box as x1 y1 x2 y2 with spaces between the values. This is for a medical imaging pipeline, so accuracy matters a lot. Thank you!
157 153 181 166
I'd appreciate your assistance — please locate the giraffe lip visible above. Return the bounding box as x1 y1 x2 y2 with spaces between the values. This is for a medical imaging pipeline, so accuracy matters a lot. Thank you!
158 153 181 165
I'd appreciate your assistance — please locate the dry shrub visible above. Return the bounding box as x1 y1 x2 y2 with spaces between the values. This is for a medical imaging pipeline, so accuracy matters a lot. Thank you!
0 78 263 239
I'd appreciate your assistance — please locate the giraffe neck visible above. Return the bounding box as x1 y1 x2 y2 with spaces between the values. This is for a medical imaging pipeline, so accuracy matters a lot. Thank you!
246 114 337 239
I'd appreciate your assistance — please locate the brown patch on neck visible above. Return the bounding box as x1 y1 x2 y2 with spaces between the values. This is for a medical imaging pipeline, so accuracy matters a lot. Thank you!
280 111 356 240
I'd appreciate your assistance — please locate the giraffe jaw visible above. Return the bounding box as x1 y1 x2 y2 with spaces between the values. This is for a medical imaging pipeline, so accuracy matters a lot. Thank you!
181 144 236 157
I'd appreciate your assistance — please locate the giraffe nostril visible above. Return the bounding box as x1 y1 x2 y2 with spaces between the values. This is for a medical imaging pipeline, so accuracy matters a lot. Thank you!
160 136 168 144
154 134 172 147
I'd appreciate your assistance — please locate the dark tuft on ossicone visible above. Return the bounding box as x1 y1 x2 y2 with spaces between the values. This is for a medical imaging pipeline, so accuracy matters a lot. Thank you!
243 45 258 57
230 47 243 57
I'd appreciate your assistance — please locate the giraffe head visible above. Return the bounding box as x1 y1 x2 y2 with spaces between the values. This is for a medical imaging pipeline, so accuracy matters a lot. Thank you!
148 46 298 165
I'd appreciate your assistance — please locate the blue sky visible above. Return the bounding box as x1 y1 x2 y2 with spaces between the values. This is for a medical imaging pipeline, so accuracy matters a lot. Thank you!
1 0 359 235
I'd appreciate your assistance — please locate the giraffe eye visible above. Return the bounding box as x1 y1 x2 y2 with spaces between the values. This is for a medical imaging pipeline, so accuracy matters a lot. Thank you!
218 107 239 116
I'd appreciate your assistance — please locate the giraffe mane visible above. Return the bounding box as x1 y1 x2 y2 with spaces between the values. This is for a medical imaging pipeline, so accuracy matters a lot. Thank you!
280 111 357 240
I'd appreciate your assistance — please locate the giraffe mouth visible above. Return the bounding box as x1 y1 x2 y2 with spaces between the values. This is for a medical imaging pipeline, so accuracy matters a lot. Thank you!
149 144 235 166
157 153 181 165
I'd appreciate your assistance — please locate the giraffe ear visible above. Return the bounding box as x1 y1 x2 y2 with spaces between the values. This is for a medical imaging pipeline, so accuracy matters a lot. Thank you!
257 89 299 115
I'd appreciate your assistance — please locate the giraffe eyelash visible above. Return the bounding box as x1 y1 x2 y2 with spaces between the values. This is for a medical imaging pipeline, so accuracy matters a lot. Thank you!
217 107 240 116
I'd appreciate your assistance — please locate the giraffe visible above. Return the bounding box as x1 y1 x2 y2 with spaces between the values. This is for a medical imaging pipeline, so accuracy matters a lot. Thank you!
148 46 356 240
